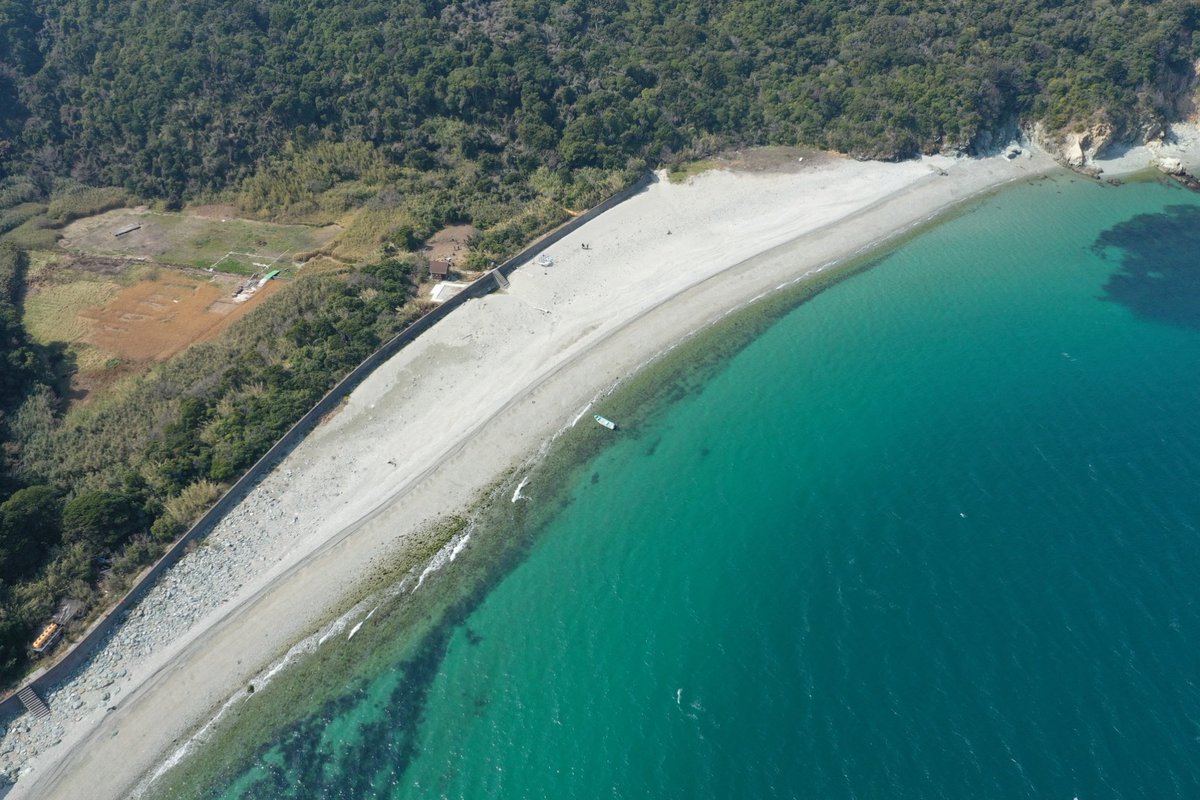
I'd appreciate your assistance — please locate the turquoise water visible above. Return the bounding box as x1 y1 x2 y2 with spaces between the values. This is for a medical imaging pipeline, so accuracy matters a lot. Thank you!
202 174 1200 799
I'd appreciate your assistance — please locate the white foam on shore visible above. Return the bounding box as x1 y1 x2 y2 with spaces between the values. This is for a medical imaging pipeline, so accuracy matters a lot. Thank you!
511 475 531 502
148 533 452 791
569 403 593 427
414 528 472 591
449 532 470 561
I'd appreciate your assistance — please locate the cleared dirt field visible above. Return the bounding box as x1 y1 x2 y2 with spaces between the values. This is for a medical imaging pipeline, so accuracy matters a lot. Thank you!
424 223 477 263
59 208 340 272
25 267 283 402
81 272 282 361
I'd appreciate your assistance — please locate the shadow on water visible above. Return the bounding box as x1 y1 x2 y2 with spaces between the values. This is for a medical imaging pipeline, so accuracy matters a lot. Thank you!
1094 205 1200 329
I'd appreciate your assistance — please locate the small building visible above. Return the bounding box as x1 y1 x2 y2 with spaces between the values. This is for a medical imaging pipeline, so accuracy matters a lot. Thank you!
31 622 62 654
429 259 452 280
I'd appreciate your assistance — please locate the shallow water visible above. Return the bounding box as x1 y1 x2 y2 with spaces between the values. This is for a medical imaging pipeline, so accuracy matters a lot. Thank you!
187 173 1200 800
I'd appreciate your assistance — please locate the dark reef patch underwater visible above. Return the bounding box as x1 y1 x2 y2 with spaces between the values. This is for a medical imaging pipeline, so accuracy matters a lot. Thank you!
1094 203 1200 328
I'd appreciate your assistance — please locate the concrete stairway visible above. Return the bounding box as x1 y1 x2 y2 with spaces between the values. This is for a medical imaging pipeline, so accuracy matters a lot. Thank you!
16 687 49 719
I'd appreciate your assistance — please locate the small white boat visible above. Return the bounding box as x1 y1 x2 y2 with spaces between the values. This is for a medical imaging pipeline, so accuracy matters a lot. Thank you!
594 414 616 430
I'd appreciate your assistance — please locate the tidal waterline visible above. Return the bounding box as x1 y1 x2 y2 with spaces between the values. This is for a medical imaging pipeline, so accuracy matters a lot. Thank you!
161 172 1200 799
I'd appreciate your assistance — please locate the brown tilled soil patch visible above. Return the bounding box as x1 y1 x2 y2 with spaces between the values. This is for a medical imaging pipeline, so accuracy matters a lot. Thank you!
81 273 283 362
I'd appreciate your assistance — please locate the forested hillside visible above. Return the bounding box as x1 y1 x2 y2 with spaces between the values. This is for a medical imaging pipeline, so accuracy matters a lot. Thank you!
1 0 1199 199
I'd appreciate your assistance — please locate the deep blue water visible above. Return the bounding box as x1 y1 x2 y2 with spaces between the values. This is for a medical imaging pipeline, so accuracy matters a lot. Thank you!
196 174 1200 800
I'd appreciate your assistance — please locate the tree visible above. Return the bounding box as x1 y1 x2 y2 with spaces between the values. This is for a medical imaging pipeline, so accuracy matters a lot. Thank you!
61 491 146 551
0 484 61 581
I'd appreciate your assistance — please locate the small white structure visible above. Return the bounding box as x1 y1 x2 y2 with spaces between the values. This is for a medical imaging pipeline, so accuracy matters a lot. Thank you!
430 281 469 304
535 254 554 267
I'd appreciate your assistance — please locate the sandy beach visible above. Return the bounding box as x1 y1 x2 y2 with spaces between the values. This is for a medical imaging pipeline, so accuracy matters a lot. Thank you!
0 146 1060 799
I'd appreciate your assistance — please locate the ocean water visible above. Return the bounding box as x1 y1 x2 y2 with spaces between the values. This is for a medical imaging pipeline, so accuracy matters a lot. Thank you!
178 173 1200 800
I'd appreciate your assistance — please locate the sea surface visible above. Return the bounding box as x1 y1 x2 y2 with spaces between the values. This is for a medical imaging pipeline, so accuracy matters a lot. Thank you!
176 173 1200 800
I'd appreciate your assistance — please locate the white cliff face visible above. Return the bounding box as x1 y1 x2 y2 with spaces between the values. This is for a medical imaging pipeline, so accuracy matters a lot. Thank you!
1030 120 1117 172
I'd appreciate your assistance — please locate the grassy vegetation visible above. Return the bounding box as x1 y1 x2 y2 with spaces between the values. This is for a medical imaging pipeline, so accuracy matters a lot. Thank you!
0 202 47 236
71 342 123 374
330 208 410 262
222 140 636 267
666 160 719 183
45 186 128 225
23 250 64 282
161 480 225 531
2 217 60 250
295 256 353 277
22 280 119 345
0 184 129 251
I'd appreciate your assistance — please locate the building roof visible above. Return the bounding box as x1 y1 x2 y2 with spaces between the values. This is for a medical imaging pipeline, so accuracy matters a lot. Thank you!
430 259 451 277
32 622 61 653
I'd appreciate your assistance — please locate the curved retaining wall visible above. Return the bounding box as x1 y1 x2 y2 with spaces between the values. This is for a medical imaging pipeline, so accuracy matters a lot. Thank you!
0 173 653 721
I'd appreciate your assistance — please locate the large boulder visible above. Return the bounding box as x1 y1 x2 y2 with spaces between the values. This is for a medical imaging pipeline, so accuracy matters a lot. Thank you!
1157 157 1185 175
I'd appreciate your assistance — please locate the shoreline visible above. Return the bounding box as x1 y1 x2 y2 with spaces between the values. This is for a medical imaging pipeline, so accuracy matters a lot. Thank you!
2 147 1059 799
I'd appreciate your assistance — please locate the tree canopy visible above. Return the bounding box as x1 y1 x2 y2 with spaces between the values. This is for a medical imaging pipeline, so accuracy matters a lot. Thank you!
0 0 1198 198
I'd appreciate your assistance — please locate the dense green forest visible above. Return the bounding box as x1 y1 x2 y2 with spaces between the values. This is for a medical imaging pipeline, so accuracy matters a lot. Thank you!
0 0 1198 681
1 0 1199 197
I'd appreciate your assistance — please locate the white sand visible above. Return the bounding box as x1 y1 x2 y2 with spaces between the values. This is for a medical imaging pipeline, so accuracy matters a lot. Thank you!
4 147 1057 800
